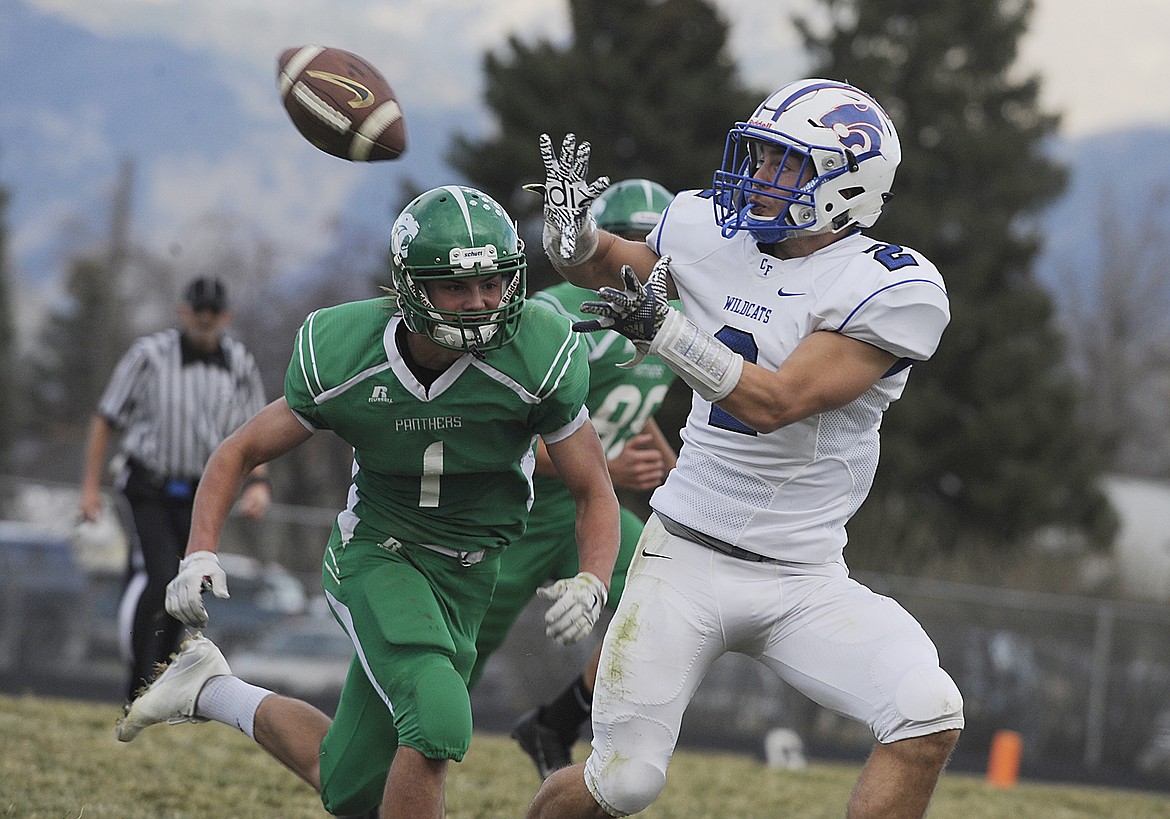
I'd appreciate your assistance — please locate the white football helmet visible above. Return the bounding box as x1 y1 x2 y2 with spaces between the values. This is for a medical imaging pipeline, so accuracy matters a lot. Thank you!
713 79 901 243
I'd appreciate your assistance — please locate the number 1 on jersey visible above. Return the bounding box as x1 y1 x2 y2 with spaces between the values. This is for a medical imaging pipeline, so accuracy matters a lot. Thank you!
420 441 443 507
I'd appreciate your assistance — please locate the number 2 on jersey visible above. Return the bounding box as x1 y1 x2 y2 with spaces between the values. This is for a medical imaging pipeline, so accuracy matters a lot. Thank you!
710 327 757 436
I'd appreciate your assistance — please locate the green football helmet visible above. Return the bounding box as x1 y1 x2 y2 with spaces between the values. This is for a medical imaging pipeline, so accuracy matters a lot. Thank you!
590 178 673 239
390 185 526 353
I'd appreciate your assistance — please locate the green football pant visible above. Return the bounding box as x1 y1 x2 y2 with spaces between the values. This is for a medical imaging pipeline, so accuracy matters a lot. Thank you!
317 533 499 816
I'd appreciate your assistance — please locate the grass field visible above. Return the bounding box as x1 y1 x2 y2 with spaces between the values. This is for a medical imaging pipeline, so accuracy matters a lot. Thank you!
2 693 1168 818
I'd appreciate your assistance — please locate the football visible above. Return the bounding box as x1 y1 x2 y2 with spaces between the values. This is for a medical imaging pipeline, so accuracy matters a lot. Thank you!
277 45 407 162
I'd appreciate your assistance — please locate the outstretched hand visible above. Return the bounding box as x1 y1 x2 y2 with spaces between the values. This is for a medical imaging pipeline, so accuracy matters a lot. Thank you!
525 133 610 262
573 257 674 366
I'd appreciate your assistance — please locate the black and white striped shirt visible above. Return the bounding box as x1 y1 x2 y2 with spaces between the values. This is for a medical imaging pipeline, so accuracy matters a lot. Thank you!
97 328 267 481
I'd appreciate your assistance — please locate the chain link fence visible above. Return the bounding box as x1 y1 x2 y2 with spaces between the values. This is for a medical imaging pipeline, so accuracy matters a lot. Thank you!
5 477 1170 785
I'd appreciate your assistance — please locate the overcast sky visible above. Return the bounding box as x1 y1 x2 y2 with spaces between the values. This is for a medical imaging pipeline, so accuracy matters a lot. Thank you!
26 0 1170 138
7 0 1167 326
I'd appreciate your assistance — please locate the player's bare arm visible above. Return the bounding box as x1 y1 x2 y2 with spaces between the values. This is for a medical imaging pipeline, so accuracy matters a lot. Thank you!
167 398 312 628
534 420 620 647
186 398 312 559
641 416 678 474
721 331 899 434
544 420 621 586
571 255 901 434
531 438 558 477
561 231 665 294
535 422 670 491
605 429 667 492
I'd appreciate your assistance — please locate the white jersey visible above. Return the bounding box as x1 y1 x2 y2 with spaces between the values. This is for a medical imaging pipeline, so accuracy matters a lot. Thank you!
646 190 950 563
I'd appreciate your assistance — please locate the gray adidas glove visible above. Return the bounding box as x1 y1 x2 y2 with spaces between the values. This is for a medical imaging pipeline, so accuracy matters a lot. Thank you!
537 571 608 646
574 257 673 366
166 550 229 628
575 255 744 403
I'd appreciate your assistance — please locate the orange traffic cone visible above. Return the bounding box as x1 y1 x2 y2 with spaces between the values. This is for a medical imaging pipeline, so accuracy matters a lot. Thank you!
987 729 1023 788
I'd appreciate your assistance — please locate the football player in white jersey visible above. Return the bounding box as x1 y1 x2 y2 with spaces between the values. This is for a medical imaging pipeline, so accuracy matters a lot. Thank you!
524 79 964 819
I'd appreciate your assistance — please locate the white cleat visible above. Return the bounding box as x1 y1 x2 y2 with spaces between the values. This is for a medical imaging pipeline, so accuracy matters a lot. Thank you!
115 632 230 742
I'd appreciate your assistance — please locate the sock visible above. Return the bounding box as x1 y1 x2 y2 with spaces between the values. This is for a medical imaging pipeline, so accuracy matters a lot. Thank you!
539 674 592 742
195 675 273 740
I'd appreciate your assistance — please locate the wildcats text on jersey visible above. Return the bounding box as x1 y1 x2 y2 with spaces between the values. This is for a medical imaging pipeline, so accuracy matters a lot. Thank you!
724 295 772 323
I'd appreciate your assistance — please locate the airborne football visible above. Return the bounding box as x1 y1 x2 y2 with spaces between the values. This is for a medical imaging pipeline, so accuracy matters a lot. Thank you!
277 44 407 162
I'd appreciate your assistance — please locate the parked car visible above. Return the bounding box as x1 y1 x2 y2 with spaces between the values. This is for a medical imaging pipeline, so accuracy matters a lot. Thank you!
0 522 90 672
226 613 353 703
86 552 309 662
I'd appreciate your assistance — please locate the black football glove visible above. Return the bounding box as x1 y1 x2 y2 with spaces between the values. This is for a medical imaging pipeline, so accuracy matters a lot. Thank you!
574 257 673 366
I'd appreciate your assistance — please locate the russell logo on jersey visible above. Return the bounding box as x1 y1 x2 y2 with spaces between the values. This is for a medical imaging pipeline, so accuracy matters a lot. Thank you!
369 386 394 404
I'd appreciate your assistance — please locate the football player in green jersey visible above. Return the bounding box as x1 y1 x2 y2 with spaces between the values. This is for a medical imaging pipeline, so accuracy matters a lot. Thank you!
469 180 678 780
117 186 620 819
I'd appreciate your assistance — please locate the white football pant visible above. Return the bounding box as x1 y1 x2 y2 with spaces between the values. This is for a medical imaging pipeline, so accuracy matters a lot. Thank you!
584 515 964 817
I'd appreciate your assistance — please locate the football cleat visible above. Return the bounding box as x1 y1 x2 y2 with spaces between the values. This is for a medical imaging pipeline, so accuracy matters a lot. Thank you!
511 708 574 781
115 632 230 742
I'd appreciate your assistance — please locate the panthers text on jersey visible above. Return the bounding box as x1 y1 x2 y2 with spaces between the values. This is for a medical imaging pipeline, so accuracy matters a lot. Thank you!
646 191 950 563
284 297 590 551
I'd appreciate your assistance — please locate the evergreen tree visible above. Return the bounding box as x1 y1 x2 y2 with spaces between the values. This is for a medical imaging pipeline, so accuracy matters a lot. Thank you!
27 160 138 433
0 183 18 478
29 253 132 429
797 0 1115 566
449 0 763 289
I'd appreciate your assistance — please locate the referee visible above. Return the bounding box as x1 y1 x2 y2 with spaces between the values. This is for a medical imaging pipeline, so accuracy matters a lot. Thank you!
79 277 270 701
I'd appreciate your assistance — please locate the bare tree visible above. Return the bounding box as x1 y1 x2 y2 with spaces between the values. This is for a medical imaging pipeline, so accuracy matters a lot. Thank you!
1058 183 1170 477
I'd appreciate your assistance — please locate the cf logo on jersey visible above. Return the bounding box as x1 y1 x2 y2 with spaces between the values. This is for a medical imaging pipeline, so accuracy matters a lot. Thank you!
545 178 592 209
369 386 393 404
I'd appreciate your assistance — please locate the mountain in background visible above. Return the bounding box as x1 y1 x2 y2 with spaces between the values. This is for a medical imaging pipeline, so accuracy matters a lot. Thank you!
2 0 1169 328
1034 129 1170 300
0 0 464 296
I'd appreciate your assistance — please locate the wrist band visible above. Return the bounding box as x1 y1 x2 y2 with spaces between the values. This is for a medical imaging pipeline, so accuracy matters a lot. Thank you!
544 211 600 269
650 309 744 403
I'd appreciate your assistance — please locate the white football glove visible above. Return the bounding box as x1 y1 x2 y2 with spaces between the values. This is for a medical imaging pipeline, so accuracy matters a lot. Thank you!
166 550 229 628
525 133 610 265
537 571 608 646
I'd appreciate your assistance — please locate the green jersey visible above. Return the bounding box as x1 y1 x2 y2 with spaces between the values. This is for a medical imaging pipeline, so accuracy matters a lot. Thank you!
285 297 589 551
529 283 678 510
470 283 680 688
